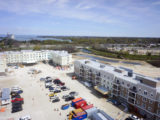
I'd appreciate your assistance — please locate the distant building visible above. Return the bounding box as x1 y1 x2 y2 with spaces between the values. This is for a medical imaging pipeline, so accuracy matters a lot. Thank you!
6 33 15 40
74 59 160 120
0 53 7 73
0 50 72 69
51 51 72 66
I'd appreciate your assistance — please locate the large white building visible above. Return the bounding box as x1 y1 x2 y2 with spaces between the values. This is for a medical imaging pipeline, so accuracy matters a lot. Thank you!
0 50 72 71
74 59 160 120
51 51 72 66
5 50 50 64
0 53 7 72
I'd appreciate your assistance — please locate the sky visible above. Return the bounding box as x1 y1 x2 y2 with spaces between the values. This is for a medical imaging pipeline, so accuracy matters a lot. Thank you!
0 0 160 37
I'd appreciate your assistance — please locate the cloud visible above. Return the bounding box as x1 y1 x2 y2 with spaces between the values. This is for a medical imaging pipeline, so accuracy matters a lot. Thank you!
152 1 160 5
0 0 159 24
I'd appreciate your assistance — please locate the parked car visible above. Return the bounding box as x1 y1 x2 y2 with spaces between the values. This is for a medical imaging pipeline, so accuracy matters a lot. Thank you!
54 90 61 93
107 99 121 106
12 101 23 106
69 91 78 96
125 115 141 120
53 79 65 86
49 93 57 97
49 86 54 90
11 98 24 103
65 96 75 101
11 94 21 99
62 95 70 99
45 83 53 88
19 115 31 120
46 76 52 79
11 87 22 92
50 96 58 100
52 98 60 103
40 78 45 81
12 106 23 113
61 86 70 91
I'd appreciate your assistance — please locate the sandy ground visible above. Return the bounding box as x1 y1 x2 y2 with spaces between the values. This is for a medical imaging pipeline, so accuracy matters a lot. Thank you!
0 52 159 120
0 62 129 120
73 52 160 78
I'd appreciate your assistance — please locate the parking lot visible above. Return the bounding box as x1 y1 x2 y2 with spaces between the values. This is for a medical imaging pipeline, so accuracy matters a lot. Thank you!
0 62 129 120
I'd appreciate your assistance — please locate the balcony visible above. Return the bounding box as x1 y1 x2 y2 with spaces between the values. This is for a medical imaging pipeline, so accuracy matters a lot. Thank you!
113 81 120 85
128 92 136 98
112 90 120 96
128 97 135 105
129 87 137 93
113 84 120 91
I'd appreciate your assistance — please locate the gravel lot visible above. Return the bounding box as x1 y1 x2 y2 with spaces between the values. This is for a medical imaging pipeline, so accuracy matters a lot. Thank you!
0 62 129 120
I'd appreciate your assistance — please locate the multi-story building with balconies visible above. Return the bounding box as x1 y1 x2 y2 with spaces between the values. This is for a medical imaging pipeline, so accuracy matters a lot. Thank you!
0 50 72 71
74 59 160 120
0 53 7 73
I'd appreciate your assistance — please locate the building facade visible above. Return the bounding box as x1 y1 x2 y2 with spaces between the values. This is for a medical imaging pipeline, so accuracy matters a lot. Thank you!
74 59 160 120
51 51 72 66
0 53 7 72
0 50 72 69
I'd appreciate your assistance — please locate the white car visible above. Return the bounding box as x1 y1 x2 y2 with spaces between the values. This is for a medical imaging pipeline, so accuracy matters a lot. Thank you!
19 115 31 120
11 86 22 92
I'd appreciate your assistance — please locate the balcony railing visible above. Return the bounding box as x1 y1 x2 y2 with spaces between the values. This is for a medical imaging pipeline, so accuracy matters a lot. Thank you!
112 90 120 96
128 92 136 98
128 97 135 104
129 88 137 93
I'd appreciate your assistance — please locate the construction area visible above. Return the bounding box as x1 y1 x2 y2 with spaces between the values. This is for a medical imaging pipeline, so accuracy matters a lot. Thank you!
0 53 160 120
0 61 130 120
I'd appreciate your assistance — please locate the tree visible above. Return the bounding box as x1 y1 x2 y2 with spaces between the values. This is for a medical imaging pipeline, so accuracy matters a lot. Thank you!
33 45 41 50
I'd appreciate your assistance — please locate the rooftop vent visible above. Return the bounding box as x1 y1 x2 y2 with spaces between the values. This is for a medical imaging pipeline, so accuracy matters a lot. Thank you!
100 64 105 68
85 61 90 64
114 68 122 73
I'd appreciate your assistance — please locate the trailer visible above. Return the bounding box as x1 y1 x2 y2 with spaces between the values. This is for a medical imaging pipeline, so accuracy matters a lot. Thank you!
1 88 10 105
75 100 87 109
71 97 83 107
69 108 87 120
81 104 93 111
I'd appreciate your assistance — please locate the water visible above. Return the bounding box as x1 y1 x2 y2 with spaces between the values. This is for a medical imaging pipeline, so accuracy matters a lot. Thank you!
76 54 119 63
75 53 141 65
0 34 72 42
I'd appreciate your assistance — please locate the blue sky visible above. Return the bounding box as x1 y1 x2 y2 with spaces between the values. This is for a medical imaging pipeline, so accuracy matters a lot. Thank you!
0 0 160 37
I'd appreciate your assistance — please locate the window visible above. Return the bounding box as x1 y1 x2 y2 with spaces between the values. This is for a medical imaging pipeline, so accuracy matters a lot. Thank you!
142 103 146 108
157 109 160 115
142 97 147 102
148 107 152 111
127 84 130 87
149 100 153 104
122 82 124 85
158 103 160 108
139 88 141 91
136 100 140 105
150 93 153 97
144 90 148 95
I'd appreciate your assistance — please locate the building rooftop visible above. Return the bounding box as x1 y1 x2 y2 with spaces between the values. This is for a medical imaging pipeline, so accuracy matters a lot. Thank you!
76 59 158 86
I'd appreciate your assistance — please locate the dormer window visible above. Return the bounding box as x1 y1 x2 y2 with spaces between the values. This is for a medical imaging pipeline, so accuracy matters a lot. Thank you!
144 90 147 95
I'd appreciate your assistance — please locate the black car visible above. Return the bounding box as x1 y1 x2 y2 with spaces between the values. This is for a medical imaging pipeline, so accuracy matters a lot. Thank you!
12 101 23 106
61 86 69 91
69 91 78 96
49 86 54 90
52 98 60 103
11 107 23 113
54 90 61 93
65 96 75 101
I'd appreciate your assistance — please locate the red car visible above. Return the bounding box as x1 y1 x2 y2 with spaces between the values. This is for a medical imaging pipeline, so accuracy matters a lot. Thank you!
11 98 24 103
